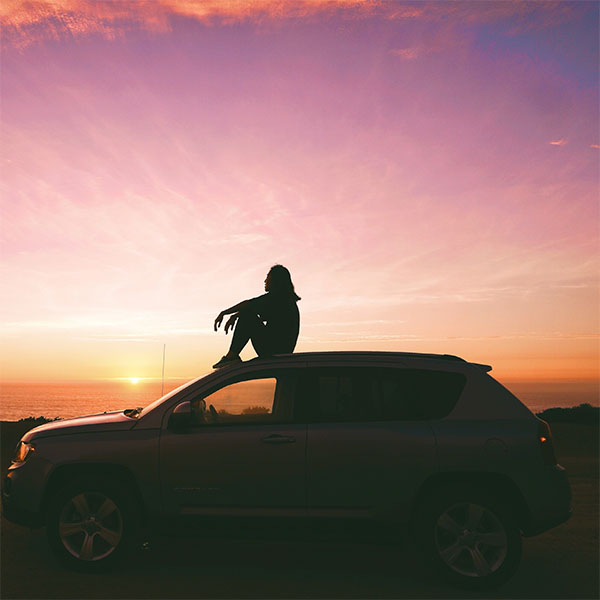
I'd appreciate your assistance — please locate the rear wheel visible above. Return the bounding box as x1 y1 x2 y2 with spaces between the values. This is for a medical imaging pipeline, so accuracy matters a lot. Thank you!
46 479 137 570
415 487 522 589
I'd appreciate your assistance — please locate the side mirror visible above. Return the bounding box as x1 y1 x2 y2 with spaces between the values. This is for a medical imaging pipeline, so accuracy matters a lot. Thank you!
169 401 191 430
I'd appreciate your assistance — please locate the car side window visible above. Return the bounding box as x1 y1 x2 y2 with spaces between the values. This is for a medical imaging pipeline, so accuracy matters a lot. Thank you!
190 375 294 426
377 369 466 420
307 367 466 422
311 369 378 422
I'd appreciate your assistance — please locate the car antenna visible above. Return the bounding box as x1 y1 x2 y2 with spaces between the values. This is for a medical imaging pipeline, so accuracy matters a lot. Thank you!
161 343 166 396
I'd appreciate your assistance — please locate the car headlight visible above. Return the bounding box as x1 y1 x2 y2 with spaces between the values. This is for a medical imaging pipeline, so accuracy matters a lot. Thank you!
12 441 35 464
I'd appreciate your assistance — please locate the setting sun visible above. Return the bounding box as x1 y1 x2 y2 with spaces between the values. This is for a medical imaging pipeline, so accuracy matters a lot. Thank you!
129 377 141 384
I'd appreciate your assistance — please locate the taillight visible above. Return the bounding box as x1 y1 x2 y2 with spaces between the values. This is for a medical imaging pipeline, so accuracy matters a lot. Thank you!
537 419 557 465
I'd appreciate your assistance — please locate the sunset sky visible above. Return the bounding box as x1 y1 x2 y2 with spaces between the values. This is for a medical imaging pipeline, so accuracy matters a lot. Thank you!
1 0 598 385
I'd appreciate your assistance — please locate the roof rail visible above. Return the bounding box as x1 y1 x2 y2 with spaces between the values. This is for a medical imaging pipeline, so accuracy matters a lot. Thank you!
254 351 468 362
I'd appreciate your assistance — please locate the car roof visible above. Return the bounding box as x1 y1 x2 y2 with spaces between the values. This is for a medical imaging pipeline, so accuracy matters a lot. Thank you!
240 351 492 371
244 351 464 364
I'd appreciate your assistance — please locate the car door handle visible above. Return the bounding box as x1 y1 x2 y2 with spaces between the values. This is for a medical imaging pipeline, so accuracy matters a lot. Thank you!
261 434 296 444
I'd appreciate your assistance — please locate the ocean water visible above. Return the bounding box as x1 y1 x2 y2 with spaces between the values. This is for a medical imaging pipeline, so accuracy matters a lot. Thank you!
0 380 188 421
0 378 598 422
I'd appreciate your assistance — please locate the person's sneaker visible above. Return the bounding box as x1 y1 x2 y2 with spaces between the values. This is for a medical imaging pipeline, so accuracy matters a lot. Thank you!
212 355 242 369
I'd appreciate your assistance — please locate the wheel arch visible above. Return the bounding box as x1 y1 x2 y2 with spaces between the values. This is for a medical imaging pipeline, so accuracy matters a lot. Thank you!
410 471 532 533
41 463 147 525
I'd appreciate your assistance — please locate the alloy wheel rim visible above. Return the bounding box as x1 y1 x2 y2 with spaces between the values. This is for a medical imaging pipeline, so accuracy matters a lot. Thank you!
434 502 508 578
58 491 123 561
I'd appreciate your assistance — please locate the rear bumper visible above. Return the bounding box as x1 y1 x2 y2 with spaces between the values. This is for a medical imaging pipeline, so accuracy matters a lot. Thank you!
523 508 571 537
521 464 572 537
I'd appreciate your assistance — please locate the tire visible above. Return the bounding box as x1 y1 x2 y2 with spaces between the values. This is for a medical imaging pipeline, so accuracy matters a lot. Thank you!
46 478 138 571
414 486 522 589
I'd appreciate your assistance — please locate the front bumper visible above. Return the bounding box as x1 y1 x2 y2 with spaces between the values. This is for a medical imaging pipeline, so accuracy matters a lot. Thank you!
2 464 45 528
2 492 44 527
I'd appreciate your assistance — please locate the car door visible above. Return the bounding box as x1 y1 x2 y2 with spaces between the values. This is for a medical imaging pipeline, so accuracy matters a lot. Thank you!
303 366 441 519
159 369 307 516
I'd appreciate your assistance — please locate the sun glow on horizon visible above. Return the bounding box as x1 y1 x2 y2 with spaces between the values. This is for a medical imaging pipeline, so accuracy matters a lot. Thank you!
128 377 141 384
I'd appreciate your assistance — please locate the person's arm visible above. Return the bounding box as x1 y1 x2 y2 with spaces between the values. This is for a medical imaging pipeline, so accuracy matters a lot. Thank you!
214 299 250 332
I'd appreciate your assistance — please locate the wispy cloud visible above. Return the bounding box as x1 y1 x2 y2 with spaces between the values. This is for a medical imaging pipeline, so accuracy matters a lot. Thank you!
306 319 405 328
2 0 585 49
389 47 421 61
1 318 215 342
1 0 380 48
302 331 600 344
549 139 567 146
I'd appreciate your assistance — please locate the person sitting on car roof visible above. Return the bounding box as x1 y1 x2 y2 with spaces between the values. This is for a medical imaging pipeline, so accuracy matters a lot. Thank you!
212 264 300 369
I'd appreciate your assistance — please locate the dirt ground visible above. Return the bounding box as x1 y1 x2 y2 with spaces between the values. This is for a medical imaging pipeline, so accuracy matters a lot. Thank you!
1 421 598 599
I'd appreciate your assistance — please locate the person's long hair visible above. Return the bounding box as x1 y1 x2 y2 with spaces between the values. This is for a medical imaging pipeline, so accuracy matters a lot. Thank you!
268 265 300 301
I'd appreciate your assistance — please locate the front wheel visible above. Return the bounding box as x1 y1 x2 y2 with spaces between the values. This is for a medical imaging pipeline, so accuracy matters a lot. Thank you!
46 480 137 570
414 488 522 589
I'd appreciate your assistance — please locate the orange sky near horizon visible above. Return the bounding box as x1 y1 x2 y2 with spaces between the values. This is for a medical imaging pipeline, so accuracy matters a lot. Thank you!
1 1 598 386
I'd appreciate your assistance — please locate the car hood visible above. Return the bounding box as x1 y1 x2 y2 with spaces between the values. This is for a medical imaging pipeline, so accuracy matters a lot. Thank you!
22 411 136 442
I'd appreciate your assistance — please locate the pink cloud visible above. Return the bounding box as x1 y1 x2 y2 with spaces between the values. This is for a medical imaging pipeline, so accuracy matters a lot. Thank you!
549 139 567 146
1 0 384 49
1 0 585 49
591 144 600 149
389 47 421 61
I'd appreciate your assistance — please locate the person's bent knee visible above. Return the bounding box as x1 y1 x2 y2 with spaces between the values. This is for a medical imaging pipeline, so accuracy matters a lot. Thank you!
236 310 264 335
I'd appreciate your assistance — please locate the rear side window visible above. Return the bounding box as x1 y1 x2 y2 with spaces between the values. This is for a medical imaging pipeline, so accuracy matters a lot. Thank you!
316 374 378 422
378 369 466 420
307 368 466 422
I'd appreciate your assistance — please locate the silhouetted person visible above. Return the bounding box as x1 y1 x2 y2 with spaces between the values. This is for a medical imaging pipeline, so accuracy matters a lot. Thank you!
212 264 300 368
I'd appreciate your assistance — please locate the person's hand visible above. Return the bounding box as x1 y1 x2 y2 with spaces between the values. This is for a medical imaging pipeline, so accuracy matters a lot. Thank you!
214 312 224 332
224 313 238 334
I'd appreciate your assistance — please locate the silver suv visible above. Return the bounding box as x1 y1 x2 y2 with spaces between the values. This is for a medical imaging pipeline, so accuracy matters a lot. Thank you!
2 352 571 588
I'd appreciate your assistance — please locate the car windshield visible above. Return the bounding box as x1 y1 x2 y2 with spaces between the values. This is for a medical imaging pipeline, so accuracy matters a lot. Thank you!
138 373 210 417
